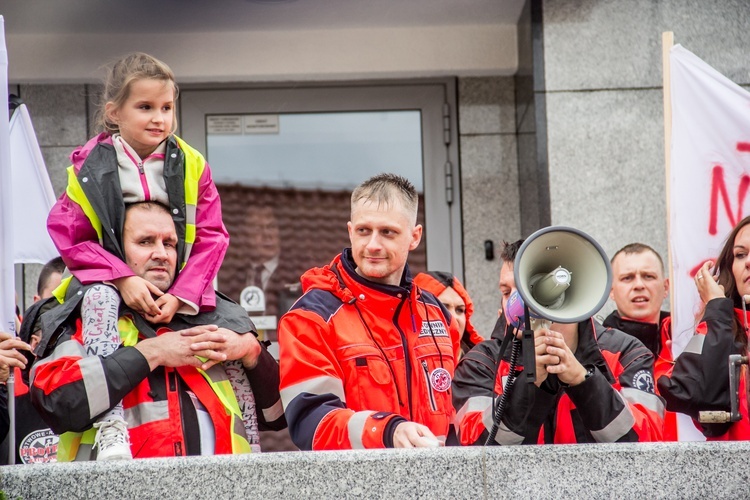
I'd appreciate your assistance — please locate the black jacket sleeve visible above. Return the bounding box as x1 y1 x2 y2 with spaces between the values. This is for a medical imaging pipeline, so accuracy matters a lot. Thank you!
245 344 286 431
657 297 740 437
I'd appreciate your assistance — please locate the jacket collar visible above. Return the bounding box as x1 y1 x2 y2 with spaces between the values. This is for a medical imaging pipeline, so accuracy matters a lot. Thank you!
300 248 416 308
602 310 669 357
338 248 413 295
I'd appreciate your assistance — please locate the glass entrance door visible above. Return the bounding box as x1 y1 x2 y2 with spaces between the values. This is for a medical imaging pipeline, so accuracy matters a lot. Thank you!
180 81 461 337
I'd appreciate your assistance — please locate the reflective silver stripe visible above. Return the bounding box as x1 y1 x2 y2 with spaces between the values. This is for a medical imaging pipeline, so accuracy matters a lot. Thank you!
683 334 705 355
347 411 374 449
80 355 111 419
280 375 346 410
28 339 111 419
185 203 197 226
204 364 228 382
590 391 636 443
482 405 523 445
124 400 169 426
234 414 248 440
183 204 197 263
620 387 666 419
262 399 285 422
456 396 493 424
183 242 193 266
30 339 87 383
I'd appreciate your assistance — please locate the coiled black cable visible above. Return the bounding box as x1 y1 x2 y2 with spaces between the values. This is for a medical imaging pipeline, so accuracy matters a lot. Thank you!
485 336 521 446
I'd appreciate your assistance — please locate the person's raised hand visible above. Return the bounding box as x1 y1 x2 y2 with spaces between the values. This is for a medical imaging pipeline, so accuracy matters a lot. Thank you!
148 293 180 324
694 260 724 304
114 276 163 317
0 331 32 383
533 327 557 387
541 329 587 386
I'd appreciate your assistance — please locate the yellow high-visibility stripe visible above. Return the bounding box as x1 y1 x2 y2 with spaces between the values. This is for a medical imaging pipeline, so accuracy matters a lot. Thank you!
65 165 103 243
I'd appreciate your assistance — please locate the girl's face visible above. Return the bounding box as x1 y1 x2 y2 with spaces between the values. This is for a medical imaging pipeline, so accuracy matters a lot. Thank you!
732 224 750 298
106 78 175 159
437 286 467 335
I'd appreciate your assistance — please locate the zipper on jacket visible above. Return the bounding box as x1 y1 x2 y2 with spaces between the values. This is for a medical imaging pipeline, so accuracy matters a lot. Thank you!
421 360 438 412
137 161 152 201
394 297 413 418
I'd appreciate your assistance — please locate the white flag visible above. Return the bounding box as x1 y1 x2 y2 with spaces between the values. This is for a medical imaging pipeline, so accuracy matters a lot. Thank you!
669 44 750 440
9 103 58 264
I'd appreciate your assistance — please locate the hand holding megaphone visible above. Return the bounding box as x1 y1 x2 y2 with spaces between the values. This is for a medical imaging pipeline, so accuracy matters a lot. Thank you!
505 289 588 386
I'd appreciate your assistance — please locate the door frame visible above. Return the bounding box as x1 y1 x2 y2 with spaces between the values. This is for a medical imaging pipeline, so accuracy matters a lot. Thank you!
179 78 463 277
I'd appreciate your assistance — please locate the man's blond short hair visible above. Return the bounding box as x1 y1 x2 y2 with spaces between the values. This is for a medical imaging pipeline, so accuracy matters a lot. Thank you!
350 173 419 224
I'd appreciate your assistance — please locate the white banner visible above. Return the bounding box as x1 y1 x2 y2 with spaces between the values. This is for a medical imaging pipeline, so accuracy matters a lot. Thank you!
669 44 750 354
669 44 750 439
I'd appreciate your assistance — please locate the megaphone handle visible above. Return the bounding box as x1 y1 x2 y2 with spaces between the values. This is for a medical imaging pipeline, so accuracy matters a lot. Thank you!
522 304 536 384
522 328 536 384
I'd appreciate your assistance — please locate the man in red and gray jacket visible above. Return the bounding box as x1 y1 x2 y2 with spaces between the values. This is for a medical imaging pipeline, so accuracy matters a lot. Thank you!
452 240 665 445
278 174 460 450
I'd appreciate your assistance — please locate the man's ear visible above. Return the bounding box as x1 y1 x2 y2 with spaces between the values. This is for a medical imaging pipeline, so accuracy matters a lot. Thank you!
409 224 423 251
347 221 353 243
664 277 670 294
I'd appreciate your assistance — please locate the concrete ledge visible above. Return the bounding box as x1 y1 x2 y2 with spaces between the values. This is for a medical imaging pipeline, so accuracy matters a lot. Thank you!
1 442 749 499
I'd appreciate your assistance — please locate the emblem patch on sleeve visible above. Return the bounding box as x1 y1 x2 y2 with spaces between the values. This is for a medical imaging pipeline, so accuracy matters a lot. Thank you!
632 369 655 394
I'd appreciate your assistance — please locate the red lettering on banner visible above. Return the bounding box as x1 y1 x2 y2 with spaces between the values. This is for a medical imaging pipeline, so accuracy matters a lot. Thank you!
689 261 706 278
737 142 750 153
708 165 750 235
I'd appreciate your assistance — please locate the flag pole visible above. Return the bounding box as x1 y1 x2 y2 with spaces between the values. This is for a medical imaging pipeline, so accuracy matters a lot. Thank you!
663 31 674 320
0 15 17 464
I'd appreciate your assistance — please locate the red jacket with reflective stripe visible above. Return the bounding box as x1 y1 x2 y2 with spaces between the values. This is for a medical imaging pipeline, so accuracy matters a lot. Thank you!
278 250 460 450
30 313 283 459
602 311 678 440
30 319 236 457
453 318 665 445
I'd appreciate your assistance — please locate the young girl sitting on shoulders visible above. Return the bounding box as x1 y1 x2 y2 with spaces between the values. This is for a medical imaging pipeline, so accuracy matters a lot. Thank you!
47 52 230 460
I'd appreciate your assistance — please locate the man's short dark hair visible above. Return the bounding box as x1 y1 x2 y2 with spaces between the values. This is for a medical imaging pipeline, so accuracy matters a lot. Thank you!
37 256 65 296
500 239 524 264
125 200 171 218
611 243 665 273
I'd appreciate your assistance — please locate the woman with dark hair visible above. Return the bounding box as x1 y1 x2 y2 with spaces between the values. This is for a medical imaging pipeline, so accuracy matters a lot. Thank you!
413 271 484 356
658 215 750 440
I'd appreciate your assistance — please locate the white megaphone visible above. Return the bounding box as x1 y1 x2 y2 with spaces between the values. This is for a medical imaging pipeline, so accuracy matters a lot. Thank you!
513 226 611 325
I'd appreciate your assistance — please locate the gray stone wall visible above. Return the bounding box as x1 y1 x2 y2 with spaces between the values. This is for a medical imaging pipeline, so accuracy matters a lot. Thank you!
1 442 749 499
14 84 89 309
538 0 750 316
457 77 521 336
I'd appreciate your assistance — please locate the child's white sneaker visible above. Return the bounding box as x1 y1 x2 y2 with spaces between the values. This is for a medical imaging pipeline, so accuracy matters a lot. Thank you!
94 416 132 461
